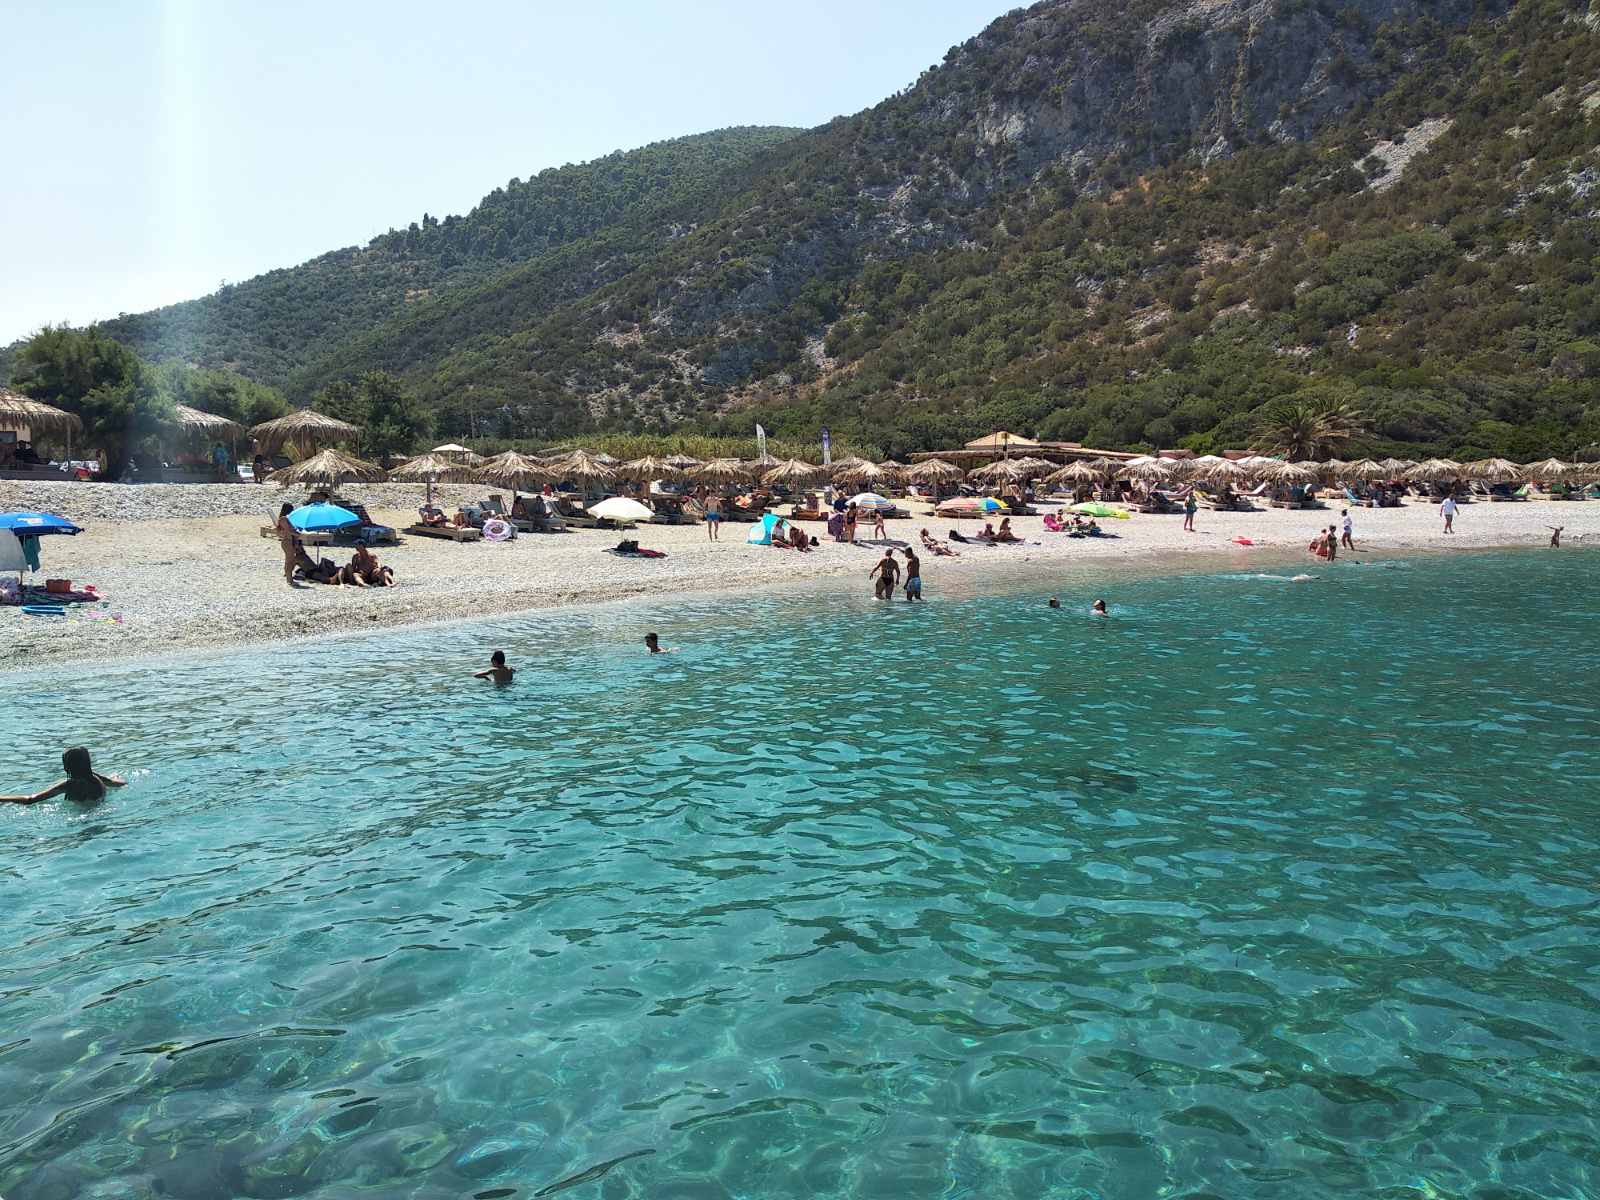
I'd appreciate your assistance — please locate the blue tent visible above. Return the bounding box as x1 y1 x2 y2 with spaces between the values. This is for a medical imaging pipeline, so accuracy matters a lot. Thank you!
747 513 787 545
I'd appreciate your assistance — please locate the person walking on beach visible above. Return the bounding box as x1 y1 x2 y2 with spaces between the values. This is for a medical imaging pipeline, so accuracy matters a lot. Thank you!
704 494 722 541
275 502 300 586
1340 509 1354 551
1549 526 1564 548
1 748 125 806
844 502 859 545
1182 491 1197 533
902 547 922 602
871 507 887 542
1441 494 1458 533
475 650 515 684
869 548 899 599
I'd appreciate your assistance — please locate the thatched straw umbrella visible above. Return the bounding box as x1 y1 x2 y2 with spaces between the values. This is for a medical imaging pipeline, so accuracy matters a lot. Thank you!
664 454 704 470
478 450 549 493
1010 456 1056 477
1404 458 1463 482
1197 458 1251 485
1345 458 1387 480
1463 458 1524 482
1378 458 1416 475
902 457 965 501
744 451 781 472
249 409 361 457
971 459 1028 485
0 388 84 463
827 455 872 479
389 452 477 506
547 449 617 490
1522 457 1573 482
691 458 755 485
763 458 826 488
268 448 386 489
617 456 681 482
1043 460 1104 488
172 404 243 439
1259 461 1318 484
835 459 889 486
1118 458 1174 483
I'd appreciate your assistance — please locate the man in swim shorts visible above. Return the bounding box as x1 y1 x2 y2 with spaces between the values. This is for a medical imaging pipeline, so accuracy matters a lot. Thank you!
902 547 922 601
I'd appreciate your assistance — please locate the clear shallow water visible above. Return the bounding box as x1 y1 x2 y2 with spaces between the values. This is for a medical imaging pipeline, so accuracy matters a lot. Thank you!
2 551 1598 1200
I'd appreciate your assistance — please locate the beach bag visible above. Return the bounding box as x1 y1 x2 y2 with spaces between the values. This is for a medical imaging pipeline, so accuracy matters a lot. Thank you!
46 578 72 594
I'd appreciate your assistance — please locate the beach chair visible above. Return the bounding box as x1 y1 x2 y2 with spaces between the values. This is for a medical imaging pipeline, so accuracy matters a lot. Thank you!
402 523 483 542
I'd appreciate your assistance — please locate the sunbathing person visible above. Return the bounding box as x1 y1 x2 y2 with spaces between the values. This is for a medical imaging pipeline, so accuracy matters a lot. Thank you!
996 518 1020 543
976 523 998 543
920 528 958 557
2 747 125 805
419 504 449 527
351 545 395 587
947 528 974 544
788 523 813 552
293 547 342 585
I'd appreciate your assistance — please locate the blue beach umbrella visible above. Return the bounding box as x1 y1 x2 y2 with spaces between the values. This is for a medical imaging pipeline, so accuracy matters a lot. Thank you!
0 511 82 537
1 511 83 580
286 503 360 533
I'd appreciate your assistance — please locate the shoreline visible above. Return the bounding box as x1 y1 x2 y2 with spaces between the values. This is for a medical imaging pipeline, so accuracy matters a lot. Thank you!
3 480 1593 674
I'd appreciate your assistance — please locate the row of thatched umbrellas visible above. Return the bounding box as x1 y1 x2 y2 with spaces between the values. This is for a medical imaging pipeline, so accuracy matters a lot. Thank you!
8 395 1595 489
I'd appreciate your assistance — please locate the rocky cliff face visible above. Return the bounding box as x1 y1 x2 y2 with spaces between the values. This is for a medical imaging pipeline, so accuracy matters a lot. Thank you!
585 0 1508 359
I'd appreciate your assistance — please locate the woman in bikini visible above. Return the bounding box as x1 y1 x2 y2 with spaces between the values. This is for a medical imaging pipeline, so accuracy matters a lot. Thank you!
275 503 300 585
2 747 126 805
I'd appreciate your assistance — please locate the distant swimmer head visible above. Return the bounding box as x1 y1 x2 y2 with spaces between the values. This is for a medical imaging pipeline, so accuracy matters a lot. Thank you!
1091 599 1108 615
62 746 93 778
644 632 660 653
1047 596 1060 608
490 650 506 666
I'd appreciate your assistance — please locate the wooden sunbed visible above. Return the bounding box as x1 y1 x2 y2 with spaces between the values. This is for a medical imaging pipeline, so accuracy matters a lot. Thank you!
402 524 482 542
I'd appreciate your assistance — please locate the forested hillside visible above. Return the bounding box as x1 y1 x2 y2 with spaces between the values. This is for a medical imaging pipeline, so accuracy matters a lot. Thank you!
92 127 799 388
47 0 1600 458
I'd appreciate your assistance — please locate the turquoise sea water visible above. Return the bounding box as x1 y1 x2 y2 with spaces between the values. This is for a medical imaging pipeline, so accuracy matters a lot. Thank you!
2 550 1598 1200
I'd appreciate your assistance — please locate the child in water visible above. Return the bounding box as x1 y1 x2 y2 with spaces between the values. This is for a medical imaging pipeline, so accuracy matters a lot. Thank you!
1 747 126 805
475 650 516 683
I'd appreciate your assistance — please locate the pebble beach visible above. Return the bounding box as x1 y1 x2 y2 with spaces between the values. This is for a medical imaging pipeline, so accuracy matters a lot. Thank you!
3 479 1596 671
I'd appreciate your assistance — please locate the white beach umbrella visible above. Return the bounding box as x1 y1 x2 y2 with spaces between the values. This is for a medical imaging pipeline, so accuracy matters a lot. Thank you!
588 496 655 524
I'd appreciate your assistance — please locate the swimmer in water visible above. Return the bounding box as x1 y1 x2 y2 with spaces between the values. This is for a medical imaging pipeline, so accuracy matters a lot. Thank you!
1091 599 1108 616
1047 596 1061 609
1291 574 1315 582
1 747 126 805
644 632 676 654
475 650 515 683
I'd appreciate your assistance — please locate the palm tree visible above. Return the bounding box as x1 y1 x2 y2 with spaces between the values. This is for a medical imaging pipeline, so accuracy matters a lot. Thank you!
1254 399 1367 461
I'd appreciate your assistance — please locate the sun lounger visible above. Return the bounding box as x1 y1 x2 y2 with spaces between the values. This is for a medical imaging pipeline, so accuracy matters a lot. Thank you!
402 524 483 542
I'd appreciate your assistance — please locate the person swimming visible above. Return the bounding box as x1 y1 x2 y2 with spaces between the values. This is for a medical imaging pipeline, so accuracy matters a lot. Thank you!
1047 597 1061 609
475 650 515 683
1 747 126 805
644 632 676 654
1091 599 1108 616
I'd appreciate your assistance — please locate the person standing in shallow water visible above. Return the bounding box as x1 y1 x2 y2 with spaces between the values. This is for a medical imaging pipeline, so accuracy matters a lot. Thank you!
704 494 722 541
869 548 899 599
1 747 125 805
902 546 922 601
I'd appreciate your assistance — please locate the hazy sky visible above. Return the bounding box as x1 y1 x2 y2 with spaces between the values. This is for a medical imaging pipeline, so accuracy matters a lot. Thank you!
3 1 1019 345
